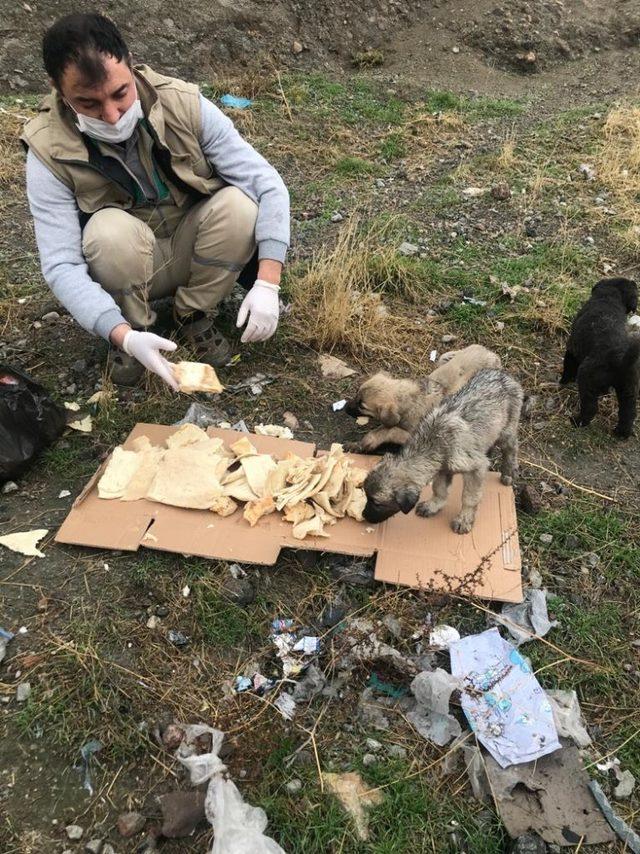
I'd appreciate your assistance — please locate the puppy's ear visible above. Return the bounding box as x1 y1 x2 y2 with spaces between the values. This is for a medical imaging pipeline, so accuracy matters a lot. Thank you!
378 401 400 426
395 485 420 514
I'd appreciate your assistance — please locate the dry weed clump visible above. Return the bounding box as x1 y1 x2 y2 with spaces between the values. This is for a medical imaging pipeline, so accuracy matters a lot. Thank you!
288 219 435 368
0 107 28 191
597 106 640 247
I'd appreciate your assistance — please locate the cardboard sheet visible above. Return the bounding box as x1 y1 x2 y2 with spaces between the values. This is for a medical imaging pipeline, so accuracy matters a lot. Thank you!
56 424 522 602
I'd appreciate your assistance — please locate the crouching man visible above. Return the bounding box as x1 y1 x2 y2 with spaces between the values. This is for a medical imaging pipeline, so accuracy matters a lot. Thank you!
22 13 290 389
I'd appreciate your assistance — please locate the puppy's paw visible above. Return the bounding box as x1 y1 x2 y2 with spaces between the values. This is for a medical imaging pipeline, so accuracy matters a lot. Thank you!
451 516 473 535
358 435 381 453
416 500 441 518
500 474 513 486
613 426 633 440
343 441 363 453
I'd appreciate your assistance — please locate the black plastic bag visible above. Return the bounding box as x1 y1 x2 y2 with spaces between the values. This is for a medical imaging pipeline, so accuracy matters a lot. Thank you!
0 364 66 483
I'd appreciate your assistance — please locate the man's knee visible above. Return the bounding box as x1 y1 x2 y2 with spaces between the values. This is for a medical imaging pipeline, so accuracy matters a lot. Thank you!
82 209 155 286
199 187 258 246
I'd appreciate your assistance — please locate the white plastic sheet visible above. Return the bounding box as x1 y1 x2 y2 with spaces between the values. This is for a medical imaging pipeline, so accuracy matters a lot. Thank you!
177 724 286 854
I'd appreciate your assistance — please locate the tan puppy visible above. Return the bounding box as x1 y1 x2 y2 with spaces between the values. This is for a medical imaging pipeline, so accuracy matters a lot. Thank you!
427 344 502 395
345 345 502 452
344 373 441 452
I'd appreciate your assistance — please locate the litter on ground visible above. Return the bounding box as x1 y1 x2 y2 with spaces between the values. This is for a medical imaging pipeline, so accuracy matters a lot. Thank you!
450 628 560 767
0 528 48 557
323 771 383 841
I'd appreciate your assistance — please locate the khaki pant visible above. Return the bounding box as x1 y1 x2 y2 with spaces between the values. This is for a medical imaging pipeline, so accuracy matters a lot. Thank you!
82 186 258 329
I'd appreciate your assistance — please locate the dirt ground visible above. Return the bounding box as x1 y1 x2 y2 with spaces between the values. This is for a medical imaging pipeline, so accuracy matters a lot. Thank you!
1 2 640 853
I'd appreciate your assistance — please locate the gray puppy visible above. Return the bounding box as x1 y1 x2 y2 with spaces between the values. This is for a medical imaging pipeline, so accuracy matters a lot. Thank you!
363 369 523 534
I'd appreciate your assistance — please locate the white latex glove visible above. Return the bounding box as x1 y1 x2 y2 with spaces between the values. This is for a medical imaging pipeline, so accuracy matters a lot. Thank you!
122 330 179 391
236 279 280 343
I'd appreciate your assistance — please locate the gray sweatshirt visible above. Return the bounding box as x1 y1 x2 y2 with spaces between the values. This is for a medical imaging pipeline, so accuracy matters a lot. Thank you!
26 94 290 340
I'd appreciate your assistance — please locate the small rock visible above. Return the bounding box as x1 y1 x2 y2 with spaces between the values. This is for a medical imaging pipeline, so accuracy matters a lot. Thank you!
282 411 299 431
441 333 457 344
491 182 511 201
614 770 635 800
565 534 579 550
66 383 77 395
167 630 189 647
387 744 407 759
579 163 596 181
331 212 344 223
66 825 84 841
161 723 184 751
220 574 255 607
517 49 537 65
85 840 104 854
376 178 385 188
117 811 146 838
398 241 419 256
159 791 206 838
382 614 403 639
293 749 315 767
286 778 303 794
528 568 543 589
365 738 382 752
516 484 541 516
16 682 31 703
42 310 60 323
539 533 553 545
452 46 460 54
584 552 600 568
319 601 347 628
362 753 378 766
71 359 87 374
155 605 169 618
102 847 116 854
292 40 303 54
146 615 160 630
2 481 18 495
509 834 547 854
329 559 375 587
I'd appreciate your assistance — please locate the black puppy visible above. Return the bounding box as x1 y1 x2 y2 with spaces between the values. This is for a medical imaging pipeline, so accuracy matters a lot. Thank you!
561 277 640 438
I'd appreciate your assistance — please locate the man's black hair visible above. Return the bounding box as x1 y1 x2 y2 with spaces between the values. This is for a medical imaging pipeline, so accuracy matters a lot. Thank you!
43 13 130 89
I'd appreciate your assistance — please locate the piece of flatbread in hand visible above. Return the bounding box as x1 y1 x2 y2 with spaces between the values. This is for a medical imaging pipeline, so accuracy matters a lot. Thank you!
172 362 224 394
0 529 48 558
147 447 224 509
243 495 276 527
98 447 142 499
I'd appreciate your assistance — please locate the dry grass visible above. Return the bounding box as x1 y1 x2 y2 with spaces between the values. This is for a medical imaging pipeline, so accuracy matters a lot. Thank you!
288 217 436 368
0 106 30 189
597 105 640 248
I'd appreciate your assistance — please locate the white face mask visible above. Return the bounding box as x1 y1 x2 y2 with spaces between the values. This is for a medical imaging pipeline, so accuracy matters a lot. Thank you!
74 98 143 144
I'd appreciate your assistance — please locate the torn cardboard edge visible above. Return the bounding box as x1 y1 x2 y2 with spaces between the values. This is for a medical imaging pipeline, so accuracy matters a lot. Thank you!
56 424 523 602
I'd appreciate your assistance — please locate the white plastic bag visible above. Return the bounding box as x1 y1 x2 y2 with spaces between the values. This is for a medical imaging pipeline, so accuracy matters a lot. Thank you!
176 724 286 854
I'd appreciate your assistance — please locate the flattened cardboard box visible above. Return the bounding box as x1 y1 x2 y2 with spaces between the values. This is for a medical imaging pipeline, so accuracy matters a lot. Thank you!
56 424 523 603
